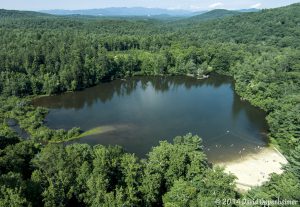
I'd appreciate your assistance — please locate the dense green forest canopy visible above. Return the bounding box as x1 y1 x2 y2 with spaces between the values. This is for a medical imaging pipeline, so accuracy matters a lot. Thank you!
0 3 300 206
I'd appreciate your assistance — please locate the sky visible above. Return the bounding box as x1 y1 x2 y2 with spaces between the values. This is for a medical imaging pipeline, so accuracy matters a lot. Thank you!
0 0 299 11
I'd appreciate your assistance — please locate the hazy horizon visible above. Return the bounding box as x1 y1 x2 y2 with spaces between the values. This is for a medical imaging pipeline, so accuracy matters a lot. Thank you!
0 0 299 11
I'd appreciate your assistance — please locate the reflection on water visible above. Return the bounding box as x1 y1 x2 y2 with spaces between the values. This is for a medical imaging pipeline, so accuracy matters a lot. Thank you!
33 74 269 163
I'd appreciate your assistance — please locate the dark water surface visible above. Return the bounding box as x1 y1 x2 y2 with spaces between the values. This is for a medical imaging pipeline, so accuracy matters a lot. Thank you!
33 75 269 163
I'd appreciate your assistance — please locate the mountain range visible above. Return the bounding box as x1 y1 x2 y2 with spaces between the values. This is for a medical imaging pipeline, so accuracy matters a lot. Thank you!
39 7 259 17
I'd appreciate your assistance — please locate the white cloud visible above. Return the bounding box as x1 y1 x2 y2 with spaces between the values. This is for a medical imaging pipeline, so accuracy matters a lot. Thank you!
209 2 224 8
250 3 262 8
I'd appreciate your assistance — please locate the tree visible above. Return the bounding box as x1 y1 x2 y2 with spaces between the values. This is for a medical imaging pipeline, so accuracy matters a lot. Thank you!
0 141 40 179
0 173 28 207
163 179 198 207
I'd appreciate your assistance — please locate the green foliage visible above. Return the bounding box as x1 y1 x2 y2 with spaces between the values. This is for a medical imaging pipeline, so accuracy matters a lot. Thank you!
163 179 198 207
139 134 237 207
163 167 237 207
28 135 237 206
286 145 300 180
140 134 208 206
0 141 40 179
0 134 236 206
246 172 300 206
0 172 28 207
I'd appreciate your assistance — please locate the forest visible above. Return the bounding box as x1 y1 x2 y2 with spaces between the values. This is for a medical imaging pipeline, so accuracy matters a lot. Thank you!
0 3 300 207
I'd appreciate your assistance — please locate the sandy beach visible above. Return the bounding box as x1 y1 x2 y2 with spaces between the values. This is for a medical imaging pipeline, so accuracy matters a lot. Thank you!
216 147 288 191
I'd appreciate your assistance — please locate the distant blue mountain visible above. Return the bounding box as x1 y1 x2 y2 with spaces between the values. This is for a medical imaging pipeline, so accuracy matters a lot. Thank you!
40 7 194 17
238 8 260 12
39 7 260 17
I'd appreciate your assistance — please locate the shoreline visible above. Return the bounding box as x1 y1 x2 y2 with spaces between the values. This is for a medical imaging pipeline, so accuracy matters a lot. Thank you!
215 147 288 192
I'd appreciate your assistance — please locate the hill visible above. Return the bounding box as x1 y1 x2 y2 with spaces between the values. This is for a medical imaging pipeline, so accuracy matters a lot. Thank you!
0 9 50 18
188 9 241 21
177 3 300 48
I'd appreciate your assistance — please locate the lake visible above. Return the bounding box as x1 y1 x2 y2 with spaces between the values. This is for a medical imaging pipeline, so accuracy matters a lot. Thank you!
33 74 269 163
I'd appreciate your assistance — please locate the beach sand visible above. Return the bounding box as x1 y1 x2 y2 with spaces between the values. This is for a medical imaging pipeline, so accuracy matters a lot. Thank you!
216 147 288 191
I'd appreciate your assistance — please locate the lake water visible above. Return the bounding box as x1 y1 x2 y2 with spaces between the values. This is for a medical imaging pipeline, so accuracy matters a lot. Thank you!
33 74 269 163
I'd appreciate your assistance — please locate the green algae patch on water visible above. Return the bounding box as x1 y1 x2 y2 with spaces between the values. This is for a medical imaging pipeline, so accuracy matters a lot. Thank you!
49 126 115 143
77 126 115 138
